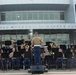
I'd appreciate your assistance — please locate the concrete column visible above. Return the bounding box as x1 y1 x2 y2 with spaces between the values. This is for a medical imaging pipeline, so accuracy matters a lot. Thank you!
65 0 75 23
0 12 1 23
73 32 76 45
69 31 74 45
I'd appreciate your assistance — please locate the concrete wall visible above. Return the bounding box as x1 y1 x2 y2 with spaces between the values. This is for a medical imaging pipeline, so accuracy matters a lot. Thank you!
74 0 76 4
65 0 75 23
0 0 70 5
0 23 76 30
75 8 76 23
0 12 1 23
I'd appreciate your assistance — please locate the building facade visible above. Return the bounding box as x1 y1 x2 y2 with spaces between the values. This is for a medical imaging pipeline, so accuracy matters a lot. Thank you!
0 0 76 45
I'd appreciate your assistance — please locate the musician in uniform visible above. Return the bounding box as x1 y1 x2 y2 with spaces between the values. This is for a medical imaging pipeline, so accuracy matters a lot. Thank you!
0 49 3 69
23 45 31 69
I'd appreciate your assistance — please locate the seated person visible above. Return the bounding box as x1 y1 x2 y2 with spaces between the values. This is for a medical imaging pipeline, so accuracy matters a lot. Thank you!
1 50 9 70
23 45 31 69
20 35 25 45
57 46 63 58
9 48 15 58
44 46 50 56
56 48 63 69
64 49 73 58
44 46 52 69
48 42 52 52
9 48 20 69
0 49 3 69
64 48 74 69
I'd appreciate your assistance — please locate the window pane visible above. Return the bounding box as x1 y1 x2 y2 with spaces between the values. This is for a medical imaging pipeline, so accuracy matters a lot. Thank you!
1 13 5 21
44 34 50 42
11 12 17 20
60 12 64 20
39 12 43 20
22 12 27 20
32 12 38 20
5 12 11 21
54 12 60 20
28 12 32 20
43 12 49 20
51 34 57 41
49 12 54 20
17 12 21 20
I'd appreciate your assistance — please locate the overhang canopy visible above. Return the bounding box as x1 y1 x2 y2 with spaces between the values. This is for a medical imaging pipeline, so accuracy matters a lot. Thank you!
0 4 69 11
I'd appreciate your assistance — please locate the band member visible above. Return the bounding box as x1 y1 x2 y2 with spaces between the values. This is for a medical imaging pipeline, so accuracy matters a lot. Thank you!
32 32 43 46
18 36 25 50
56 47 63 69
43 46 51 69
23 45 31 69
51 42 58 48
64 48 74 69
9 48 15 58
10 36 15 45
27 35 32 41
0 49 3 69
9 47 20 69
20 36 25 43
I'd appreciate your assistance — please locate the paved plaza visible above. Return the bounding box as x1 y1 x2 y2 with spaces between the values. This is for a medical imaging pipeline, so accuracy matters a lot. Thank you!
0 69 76 75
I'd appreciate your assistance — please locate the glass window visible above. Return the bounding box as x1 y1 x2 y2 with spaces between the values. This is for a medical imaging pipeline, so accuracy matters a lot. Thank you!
43 12 49 20
1 13 5 21
10 35 17 41
49 12 54 20
22 12 27 20
5 12 11 21
5 35 10 40
32 12 38 20
17 34 22 40
61 34 69 44
54 12 60 20
28 12 32 20
39 12 43 20
1 35 5 41
60 12 64 20
51 34 57 42
1 11 65 21
11 12 17 20
44 34 50 42
17 12 22 20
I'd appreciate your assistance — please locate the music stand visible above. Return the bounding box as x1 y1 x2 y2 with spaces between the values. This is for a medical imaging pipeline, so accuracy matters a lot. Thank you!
5 40 12 45
2 48 9 53
17 40 24 45
70 45 74 48
25 41 31 46
60 45 66 52
51 48 59 53
46 42 52 46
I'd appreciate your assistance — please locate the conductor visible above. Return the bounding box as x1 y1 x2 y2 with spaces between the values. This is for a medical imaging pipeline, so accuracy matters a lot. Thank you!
32 32 43 46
